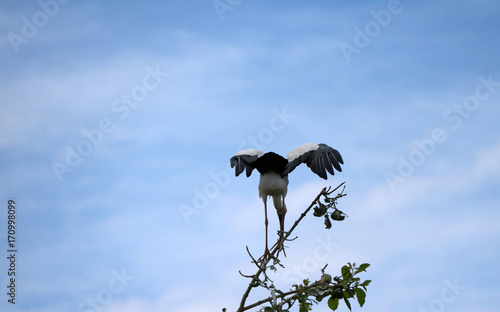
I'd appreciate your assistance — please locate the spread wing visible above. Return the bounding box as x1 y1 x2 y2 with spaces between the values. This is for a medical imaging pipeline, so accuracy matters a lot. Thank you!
284 143 343 179
230 149 264 177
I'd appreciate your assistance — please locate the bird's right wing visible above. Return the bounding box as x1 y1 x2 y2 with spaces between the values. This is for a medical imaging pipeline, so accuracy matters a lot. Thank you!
230 149 264 177
284 143 343 179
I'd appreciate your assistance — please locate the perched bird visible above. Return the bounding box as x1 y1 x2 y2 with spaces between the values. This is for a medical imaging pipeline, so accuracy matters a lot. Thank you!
230 143 343 259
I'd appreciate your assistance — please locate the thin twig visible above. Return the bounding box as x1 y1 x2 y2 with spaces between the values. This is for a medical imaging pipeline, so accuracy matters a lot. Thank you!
245 246 261 270
238 271 254 279
242 280 332 311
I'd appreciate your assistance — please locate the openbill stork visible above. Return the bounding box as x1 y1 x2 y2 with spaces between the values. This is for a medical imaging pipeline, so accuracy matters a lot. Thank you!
230 143 343 260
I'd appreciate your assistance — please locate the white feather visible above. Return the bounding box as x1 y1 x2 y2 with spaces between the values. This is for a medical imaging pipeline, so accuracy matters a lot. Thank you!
285 143 319 162
234 149 264 157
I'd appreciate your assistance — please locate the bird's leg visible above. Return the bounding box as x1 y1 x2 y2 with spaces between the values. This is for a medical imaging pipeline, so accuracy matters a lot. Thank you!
273 195 288 258
280 195 287 257
263 199 270 262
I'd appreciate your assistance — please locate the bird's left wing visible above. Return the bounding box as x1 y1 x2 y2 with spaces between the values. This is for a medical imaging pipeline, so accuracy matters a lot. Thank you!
284 143 343 179
230 149 264 177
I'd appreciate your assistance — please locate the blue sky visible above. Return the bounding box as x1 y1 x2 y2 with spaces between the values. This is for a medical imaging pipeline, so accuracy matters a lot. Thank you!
1 0 500 311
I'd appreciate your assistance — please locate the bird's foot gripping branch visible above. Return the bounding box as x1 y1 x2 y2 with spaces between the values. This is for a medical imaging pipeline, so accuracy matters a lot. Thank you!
225 183 371 312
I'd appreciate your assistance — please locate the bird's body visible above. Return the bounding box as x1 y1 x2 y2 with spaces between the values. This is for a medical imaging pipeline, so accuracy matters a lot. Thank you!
230 143 343 260
259 171 288 230
258 172 288 207
253 151 289 221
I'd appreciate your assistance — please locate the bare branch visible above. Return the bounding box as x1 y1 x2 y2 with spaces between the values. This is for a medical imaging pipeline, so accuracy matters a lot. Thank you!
236 183 346 312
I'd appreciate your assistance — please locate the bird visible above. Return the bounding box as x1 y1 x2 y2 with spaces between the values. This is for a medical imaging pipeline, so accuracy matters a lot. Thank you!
230 142 344 260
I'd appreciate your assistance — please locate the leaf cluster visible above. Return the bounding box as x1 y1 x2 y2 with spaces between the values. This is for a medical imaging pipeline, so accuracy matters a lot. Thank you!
260 263 371 312
312 186 347 229
326 262 371 311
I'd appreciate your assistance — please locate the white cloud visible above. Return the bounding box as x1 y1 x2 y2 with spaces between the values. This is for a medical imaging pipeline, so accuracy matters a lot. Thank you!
472 139 500 180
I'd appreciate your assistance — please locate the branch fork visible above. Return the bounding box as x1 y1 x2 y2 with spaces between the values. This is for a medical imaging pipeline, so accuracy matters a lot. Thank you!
235 183 347 312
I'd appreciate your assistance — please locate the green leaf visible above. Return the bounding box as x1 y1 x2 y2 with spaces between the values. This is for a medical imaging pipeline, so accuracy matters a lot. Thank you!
339 281 349 289
321 273 332 283
341 265 351 280
360 279 372 288
328 297 339 311
313 205 327 217
355 263 370 274
343 296 352 311
343 289 354 298
264 307 274 312
299 302 311 312
331 210 345 221
324 214 332 229
356 288 366 307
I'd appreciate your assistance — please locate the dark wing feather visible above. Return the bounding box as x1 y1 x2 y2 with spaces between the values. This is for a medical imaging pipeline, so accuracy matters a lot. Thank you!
230 149 264 177
284 143 343 179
